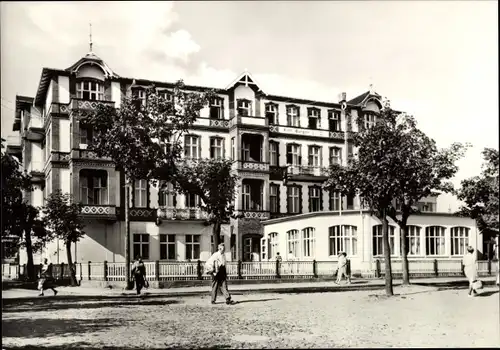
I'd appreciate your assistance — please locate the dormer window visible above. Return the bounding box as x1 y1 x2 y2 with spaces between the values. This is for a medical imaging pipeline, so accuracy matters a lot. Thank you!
308 108 320 130
159 90 173 102
210 97 224 119
265 103 278 125
76 81 104 101
363 113 377 129
328 110 341 131
286 105 300 127
137 90 147 106
237 99 251 116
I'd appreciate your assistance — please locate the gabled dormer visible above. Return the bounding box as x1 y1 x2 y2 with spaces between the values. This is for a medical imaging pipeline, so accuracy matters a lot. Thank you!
225 71 264 118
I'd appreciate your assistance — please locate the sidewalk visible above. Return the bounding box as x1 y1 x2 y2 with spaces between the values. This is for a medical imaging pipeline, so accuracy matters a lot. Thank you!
2 276 497 300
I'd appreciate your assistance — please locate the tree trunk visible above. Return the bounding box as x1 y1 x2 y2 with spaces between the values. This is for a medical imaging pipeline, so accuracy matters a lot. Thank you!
400 220 410 285
212 219 222 253
382 210 394 296
24 225 35 281
65 241 77 286
125 176 132 290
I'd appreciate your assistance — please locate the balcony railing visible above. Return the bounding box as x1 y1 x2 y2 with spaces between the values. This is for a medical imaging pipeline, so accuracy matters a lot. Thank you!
5 135 21 147
157 207 209 220
193 118 230 128
80 205 116 217
70 99 116 111
27 161 44 174
27 114 44 129
287 165 328 177
233 160 269 172
229 115 268 128
75 149 112 161
235 210 270 220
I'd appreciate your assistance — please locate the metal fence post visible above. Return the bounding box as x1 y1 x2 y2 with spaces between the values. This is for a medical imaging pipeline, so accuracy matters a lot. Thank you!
313 260 318 278
155 260 160 281
237 260 243 279
88 261 92 280
433 259 438 277
196 260 202 280
60 262 65 280
104 261 108 281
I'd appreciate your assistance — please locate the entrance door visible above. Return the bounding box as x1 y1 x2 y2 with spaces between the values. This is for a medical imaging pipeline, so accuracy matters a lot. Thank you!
243 236 261 262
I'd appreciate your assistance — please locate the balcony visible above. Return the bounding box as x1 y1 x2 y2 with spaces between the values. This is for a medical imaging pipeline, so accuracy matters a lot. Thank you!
70 99 115 112
73 149 112 162
234 210 270 220
193 118 229 129
48 102 70 116
5 135 21 158
233 160 269 172
287 165 329 182
229 116 268 128
157 207 209 221
27 160 44 174
24 115 44 142
80 205 117 220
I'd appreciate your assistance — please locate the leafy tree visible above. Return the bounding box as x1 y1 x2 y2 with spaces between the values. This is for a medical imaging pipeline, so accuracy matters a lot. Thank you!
172 158 239 250
42 191 85 286
1 138 48 281
457 148 499 246
80 81 214 287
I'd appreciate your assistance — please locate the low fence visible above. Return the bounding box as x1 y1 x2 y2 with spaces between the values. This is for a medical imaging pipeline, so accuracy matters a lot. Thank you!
3 258 498 282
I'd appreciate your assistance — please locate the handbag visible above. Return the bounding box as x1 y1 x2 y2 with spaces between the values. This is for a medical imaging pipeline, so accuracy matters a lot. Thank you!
144 279 149 289
472 280 483 290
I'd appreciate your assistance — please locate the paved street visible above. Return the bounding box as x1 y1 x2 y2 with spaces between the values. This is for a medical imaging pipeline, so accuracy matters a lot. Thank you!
2 283 499 349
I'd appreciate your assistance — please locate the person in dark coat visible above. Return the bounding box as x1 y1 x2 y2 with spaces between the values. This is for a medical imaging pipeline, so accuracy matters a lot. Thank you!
131 256 146 295
38 258 58 297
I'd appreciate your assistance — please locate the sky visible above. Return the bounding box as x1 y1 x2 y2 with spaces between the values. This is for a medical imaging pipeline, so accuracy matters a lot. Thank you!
1 1 498 211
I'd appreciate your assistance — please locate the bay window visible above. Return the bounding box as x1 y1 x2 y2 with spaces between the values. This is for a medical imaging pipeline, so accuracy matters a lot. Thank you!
76 80 104 101
79 170 108 205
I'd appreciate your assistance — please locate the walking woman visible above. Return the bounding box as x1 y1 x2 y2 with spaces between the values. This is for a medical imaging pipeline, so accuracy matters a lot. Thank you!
38 258 58 297
131 256 147 295
463 246 478 297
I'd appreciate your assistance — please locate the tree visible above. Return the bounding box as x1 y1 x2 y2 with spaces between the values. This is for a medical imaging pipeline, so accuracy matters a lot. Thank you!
1 138 48 281
172 158 239 250
80 81 214 288
382 116 469 285
457 148 499 259
42 191 85 286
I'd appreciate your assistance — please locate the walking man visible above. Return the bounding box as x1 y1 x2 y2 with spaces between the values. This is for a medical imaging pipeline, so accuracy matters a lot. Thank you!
131 256 146 295
206 243 234 305
38 258 58 296
335 252 351 285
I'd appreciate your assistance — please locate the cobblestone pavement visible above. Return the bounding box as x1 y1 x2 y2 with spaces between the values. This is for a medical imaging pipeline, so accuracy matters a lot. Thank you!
2 284 499 349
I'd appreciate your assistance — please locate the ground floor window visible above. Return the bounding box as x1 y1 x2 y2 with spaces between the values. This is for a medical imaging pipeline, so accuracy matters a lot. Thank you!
372 225 396 257
451 227 469 256
268 232 279 260
160 234 176 260
302 227 316 257
406 225 421 255
425 226 446 256
185 235 200 260
133 233 150 260
287 229 300 258
329 225 357 256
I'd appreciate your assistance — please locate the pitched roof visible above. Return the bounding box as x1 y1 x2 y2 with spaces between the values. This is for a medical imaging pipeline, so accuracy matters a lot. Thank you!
347 91 382 106
225 71 264 93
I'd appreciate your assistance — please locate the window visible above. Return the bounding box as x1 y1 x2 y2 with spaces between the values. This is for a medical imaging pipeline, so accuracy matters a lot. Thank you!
209 97 223 119
158 182 176 207
329 225 357 256
270 184 280 213
308 108 320 129
266 103 278 125
134 179 148 208
269 141 279 166
76 81 104 101
159 90 173 102
418 202 436 212
406 225 421 255
137 90 147 106
372 225 396 256
80 171 108 205
185 235 200 260
309 187 322 212
329 191 342 211
160 234 176 260
363 113 377 129
242 183 251 211
79 126 92 146
184 135 199 159
302 227 315 257
329 147 342 166
451 227 469 256
286 105 300 127
237 99 251 116
346 195 354 210
186 193 200 208
287 230 300 257
287 186 301 214
425 226 446 256
286 144 301 165
133 233 150 260
210 137 224 159
261 238 267 261
231 138 235 160
328 110 341 131
269 232 279 260
308 146 321 167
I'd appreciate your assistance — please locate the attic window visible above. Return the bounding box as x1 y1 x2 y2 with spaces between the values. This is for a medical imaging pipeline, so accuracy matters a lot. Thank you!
209 97 224 119
308 108 320 130
237 99 251 117
77 81 104 101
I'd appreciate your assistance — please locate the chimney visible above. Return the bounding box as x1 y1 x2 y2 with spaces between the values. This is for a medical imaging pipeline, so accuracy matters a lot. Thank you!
338 92 346 103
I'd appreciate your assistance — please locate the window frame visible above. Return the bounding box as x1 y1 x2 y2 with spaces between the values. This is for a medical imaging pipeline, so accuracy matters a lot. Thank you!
237 99 251 116
185 234 201 260
133 233 150 260
425 226 446 256
76 80 104 101
307 108 321 130
287 229 300 258
328 110 341 132
265 103 278 125
451 226 469 256
286 105 300 127
302 227 316 257
269 183 280 214
328 225 358 256
160 234 176 260
184 135 200 159
372 225 397 257
329 147 342 166
309 186 322 212
287 185 302 214
269 141 279 166
209 137 224 159
134 179 148 208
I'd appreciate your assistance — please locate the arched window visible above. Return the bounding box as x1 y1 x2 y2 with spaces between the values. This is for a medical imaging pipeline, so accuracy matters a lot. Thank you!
268 232 279 260
372 225 396 256
425 226 446 256
287 229 300 258
451 227 469 255
329 225 357 256
302 228 316 257
406 225 421 256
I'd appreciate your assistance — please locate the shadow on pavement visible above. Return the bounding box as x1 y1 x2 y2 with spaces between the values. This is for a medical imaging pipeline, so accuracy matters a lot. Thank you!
476 290 499 297
2 295 181 313
2 318 121 339
2 344 153 350
234 298 280 305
